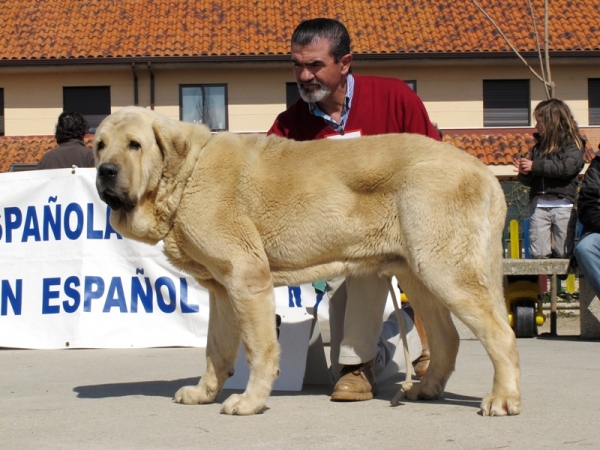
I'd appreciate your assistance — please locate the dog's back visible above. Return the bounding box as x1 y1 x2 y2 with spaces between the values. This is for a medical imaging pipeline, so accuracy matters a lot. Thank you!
186 131 506 290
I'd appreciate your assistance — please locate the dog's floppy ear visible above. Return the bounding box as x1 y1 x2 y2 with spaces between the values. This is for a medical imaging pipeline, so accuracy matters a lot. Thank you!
152 117 190 177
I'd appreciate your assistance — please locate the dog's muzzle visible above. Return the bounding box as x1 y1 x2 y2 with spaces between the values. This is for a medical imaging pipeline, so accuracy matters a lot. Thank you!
96 162 136 212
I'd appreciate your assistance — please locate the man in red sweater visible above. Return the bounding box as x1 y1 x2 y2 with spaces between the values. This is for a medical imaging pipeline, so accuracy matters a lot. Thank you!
268 18 441 401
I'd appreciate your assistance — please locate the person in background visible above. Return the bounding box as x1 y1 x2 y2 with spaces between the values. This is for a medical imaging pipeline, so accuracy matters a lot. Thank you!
268 18 441 401
513 99 585 259
37 111 94 169
574 142 600 298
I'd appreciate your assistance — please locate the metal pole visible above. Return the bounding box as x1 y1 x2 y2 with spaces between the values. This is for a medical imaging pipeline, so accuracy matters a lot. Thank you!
550 274 558 335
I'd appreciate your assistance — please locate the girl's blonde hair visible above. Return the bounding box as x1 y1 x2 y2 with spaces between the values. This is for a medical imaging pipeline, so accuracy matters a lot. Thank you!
534 99 583 154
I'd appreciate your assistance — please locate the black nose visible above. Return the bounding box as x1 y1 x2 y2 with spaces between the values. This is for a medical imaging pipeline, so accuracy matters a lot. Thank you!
98 163 118 180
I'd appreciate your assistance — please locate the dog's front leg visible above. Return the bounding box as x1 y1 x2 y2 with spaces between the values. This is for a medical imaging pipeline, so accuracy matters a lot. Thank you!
220 272 281 415
174 287 240 405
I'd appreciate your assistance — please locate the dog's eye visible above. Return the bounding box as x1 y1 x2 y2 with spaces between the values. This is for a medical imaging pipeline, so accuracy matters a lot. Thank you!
96 141 105 151
129 140 141 150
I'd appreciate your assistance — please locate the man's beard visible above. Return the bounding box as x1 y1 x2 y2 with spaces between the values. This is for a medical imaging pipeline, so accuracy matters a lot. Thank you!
297 80 331 103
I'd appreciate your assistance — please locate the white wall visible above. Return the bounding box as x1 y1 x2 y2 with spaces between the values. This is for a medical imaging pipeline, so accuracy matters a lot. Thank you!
0 60 598 136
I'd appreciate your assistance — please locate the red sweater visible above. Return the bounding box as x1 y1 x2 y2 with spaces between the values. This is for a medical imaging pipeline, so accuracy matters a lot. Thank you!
268 75 441 141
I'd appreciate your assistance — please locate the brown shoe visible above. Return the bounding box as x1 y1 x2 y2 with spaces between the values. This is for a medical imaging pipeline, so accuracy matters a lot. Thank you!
330 359 377 401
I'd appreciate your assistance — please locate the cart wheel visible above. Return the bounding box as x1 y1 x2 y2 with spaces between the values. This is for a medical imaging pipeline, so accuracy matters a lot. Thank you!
513 300 537 338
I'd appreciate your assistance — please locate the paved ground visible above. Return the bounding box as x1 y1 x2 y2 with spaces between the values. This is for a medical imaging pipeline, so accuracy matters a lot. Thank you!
2 319 599 450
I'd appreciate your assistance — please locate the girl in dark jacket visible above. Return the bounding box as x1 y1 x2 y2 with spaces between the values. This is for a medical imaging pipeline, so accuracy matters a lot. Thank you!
513 98 585 258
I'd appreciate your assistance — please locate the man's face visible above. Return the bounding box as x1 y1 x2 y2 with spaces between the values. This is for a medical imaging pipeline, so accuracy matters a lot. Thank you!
291 39 350 103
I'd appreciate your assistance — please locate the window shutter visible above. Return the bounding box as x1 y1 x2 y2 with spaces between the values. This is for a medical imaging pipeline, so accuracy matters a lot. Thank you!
0 88 4 136
589 79 600 126
63 86 111 132
484 80 530 127
286 82 300 108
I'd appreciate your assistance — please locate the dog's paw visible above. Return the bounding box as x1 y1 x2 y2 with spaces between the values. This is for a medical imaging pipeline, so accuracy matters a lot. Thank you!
173 385 217 405
480 394 521 416
221 393 268 415
404 379 444 401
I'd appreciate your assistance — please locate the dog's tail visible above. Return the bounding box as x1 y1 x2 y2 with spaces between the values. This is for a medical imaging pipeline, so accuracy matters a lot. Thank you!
485 178 509 316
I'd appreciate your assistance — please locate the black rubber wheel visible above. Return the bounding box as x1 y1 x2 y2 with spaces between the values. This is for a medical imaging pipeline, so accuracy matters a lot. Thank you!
513 300 537 338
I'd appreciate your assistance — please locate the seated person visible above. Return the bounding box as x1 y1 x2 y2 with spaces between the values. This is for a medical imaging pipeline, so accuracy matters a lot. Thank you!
573 143 600 298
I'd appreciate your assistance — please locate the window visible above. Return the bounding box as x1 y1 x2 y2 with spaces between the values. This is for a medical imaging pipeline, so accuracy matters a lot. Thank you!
404 80 417 92
0 88 4 136
63 86 111 133
9 163 37 172
180 84 227 131
483 80 530 127
286 82 300 108
589 79 600 126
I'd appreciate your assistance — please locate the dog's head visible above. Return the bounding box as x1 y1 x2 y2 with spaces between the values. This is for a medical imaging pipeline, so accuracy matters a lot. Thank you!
94 106 198 241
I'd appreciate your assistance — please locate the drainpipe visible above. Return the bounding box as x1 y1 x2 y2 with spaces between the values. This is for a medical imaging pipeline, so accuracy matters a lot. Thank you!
131 62 138 106
148 62 155 110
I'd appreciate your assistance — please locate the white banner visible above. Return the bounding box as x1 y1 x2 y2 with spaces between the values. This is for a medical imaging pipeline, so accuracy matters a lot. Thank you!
0 168 321 349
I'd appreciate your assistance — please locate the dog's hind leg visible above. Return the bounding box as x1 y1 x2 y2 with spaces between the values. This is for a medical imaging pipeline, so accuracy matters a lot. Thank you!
432 232 521 416
398 273 460 401
174 285 240 405
449 288 521 416
409 266 521 416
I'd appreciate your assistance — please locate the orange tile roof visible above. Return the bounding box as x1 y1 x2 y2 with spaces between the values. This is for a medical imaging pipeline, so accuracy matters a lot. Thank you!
2 130 596 173
0 1 598 62
0 132 527 173
0 135 94 172
443 133 535 165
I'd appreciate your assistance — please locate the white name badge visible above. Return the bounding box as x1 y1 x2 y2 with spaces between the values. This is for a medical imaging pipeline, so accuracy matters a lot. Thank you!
325 129 363 140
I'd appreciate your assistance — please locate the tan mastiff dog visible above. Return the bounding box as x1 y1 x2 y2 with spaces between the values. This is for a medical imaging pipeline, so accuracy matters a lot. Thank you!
94 106 520 416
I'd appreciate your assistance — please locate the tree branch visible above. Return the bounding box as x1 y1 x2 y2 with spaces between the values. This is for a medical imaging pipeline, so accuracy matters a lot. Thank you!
527 0 550 98
544 0 553 97
471 0 552 93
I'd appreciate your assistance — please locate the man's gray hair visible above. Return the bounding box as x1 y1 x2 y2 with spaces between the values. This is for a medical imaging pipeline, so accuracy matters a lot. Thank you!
291 18 351 63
